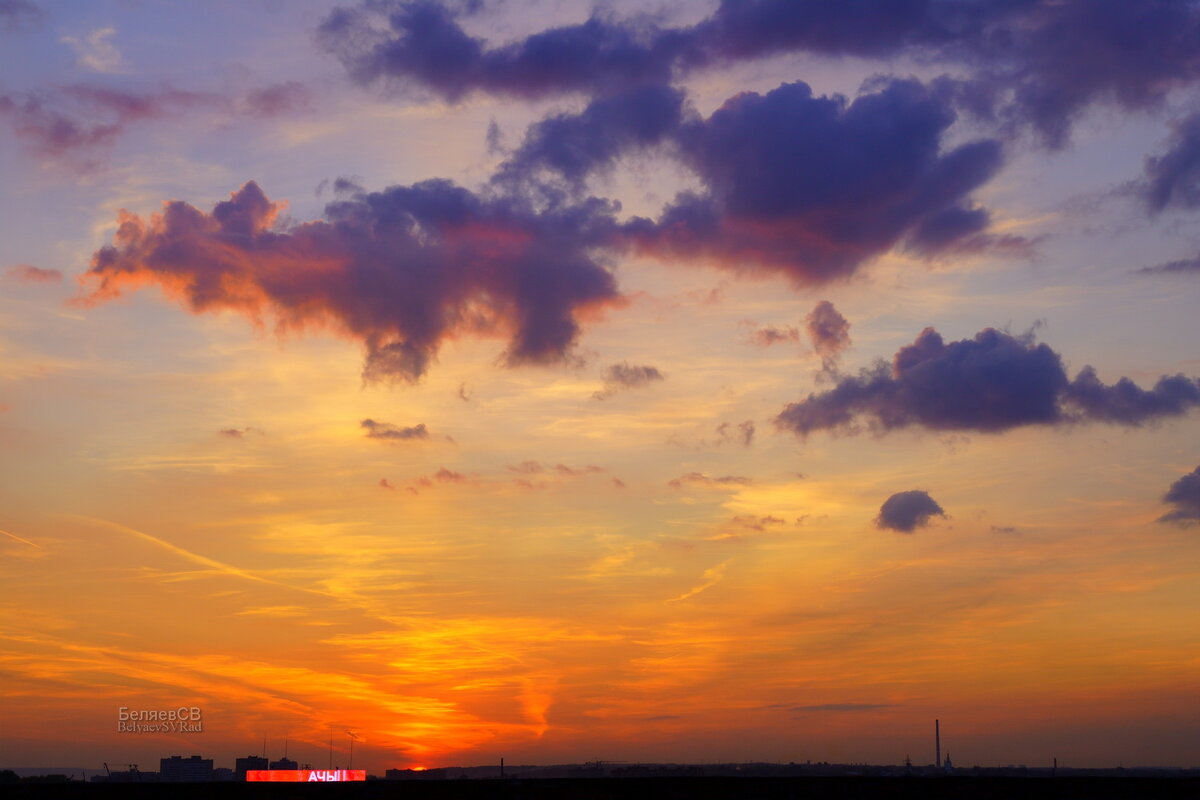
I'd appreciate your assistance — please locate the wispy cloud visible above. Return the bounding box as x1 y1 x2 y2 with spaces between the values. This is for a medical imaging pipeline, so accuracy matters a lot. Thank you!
61 26 126 74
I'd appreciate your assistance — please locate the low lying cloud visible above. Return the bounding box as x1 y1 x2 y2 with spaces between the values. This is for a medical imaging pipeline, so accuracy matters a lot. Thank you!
361 419 429 441
1138 255 1200 275
776 327 1200 438
749 324 800 347
592 362 665 400
217 427 262 438
1158 465 1200 526
715 420 755 447
876 490 945 533
5 264 61 283
667 472 752 489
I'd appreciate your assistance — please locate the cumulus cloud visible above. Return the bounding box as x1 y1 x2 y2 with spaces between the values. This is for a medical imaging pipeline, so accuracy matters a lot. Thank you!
318 1 687 103
592 362 665 399
776 327 1200 438
85 181 622 382
625 79 1008 282
806 300 851 372
361 419 429 440
1157 465 1200 526
319 1 1200 147
5 264 61 283
876 489 945 533
495 84 686 188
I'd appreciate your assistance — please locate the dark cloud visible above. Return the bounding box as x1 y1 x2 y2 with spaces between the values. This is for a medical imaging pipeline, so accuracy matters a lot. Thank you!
667 472 751 489
876 489 945 533
85 181 623 382
592 362 665 399
806 300 851 371
625 79 1007 283
1137 255 1200 275
495 84 685 188
1144 112 1200 214
378 477 395 490
941 1 1200 148
776 327 1200 438
320 1 1200 147
318 1 691 102
1158 465 1200 526
5 264 61 283
433 467 465 482
507 460 543 475
361 419 429 440
1062 366 1200 426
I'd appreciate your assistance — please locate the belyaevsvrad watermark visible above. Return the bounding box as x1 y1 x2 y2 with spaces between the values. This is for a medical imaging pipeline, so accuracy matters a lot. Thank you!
117 706 203 733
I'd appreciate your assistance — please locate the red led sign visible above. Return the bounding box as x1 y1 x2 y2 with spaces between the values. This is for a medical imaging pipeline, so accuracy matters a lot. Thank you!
246 769 366 782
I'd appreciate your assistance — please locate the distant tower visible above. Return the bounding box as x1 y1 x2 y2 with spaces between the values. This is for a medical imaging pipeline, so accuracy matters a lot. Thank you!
935 719 941 768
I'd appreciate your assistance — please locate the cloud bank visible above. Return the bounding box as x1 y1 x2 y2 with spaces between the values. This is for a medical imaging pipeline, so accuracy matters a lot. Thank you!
776 327 1200 437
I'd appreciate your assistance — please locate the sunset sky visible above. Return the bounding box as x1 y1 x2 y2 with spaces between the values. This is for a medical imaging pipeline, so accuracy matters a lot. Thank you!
2 0 1200 774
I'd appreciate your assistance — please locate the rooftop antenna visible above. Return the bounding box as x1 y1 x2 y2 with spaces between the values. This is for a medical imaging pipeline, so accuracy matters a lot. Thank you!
346 730 359 771
935 719 941 769
328 724 334 769
284 736 288 758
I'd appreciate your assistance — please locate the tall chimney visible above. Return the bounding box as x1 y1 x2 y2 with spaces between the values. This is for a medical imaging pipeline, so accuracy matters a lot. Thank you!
935 719 941 768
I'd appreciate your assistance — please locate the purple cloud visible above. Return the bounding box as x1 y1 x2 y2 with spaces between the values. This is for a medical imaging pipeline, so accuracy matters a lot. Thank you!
876 489 945 533
1158 465 1200 526
85 181 623 382
776 327 1200 438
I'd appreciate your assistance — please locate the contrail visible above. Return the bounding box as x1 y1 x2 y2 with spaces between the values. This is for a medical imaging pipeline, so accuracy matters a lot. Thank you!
66 514 337 599
0 527 41 548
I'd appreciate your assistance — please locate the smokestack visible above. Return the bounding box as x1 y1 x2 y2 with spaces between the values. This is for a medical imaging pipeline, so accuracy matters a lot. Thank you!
935 719 941 768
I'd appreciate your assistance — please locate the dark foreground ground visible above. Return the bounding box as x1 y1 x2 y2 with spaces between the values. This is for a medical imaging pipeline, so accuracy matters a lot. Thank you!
4 777 1200 800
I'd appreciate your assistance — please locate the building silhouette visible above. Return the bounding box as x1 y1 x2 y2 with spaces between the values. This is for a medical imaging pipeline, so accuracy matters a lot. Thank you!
159 755 213 783
234 756 267 779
